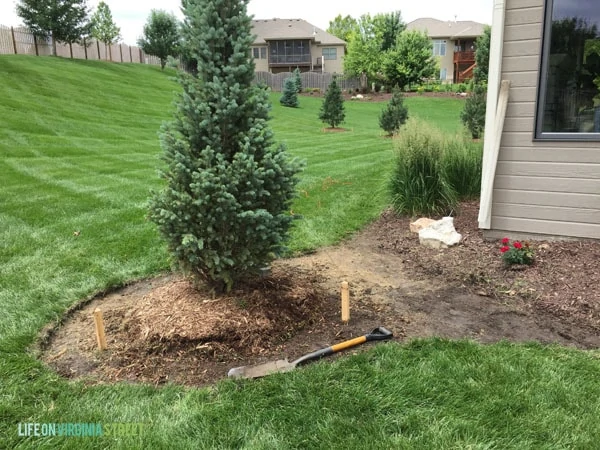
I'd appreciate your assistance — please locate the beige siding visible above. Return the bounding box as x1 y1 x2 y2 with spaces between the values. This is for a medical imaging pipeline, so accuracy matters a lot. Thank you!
250 45 269 72
489 0 600 240
314 43 345 74
437 40 454 82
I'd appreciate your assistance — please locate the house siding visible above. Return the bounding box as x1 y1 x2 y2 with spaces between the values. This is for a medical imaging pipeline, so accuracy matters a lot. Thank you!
490 0 600 240
314 44 345 74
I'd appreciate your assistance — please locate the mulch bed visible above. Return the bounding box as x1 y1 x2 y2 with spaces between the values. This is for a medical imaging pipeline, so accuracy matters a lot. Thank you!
374 201 600 331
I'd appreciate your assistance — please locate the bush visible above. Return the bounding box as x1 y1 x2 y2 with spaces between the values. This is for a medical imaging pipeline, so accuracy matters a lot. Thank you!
379 88 409 136
460 83 487 139
390 121 457 216
319 77 345 128
280 78 299 107
148 0 302 292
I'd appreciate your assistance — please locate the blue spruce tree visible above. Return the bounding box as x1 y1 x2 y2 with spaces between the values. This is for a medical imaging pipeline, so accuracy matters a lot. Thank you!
149 0 302 292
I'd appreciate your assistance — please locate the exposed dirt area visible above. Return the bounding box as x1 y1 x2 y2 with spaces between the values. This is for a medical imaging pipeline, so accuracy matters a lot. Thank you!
39 201 600 387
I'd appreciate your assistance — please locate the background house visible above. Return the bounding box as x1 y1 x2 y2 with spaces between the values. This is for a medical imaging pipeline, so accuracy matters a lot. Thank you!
406 18 486 83
251 19 346 74
479 0 600 240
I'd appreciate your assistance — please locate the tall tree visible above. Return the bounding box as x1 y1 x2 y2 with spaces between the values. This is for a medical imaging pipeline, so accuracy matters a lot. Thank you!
16 0 91 56
90 1 120 61
137 10 179 69
382 30 436 89
148 0 302 292
373 11 405 52
326 14 358 43
474 25 491 84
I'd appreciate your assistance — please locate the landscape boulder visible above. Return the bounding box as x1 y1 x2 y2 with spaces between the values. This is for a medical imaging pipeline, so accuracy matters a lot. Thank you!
410 218 436 233
418 217 462 249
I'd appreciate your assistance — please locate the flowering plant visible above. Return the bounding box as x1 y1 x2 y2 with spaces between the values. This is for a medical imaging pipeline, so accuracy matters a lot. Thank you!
500 237 534 266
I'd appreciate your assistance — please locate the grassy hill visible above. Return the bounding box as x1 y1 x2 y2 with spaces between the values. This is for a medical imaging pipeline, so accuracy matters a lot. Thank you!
3 55 598 449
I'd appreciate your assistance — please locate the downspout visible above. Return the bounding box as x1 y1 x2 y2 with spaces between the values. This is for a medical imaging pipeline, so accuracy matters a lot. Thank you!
478 0 507 229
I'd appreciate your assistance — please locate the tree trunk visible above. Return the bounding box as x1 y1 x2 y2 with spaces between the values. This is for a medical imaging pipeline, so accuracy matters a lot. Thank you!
51 32 57 56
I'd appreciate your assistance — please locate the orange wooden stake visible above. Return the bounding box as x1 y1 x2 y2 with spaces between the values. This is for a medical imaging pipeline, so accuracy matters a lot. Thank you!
93 308 107 351
341 281 350 323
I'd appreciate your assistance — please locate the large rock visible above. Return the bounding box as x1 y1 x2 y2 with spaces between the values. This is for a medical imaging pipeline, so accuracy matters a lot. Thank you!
410 218 436 233
418 217 462 249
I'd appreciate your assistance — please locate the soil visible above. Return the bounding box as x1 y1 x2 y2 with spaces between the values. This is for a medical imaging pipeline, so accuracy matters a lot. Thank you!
39 201 600 387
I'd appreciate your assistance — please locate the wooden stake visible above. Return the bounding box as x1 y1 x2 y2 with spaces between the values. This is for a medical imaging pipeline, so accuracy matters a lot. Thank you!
93 308 107 351
341 281 350 323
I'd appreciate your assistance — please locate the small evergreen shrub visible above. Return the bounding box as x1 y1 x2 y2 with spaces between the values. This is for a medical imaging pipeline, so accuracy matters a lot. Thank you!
390 121 457 216
292 67 302 93
379 88 409 136
461 83 487 139
280 78 299 107
319 77 345 128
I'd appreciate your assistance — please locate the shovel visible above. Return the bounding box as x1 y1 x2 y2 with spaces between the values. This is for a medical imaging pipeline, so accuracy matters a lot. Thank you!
227 326 393 379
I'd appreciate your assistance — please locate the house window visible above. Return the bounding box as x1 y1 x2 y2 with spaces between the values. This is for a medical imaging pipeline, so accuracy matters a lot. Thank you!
440 68 447 80
433 40 446 57
260 47 266 59
537 0 600 139
322 48 337 60
252 48 260 59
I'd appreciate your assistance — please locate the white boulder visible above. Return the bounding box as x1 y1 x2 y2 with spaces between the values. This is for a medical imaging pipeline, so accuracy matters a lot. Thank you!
418 217 462 249
410 218 436 233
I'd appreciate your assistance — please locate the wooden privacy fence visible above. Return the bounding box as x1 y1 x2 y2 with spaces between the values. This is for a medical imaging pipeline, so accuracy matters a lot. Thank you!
254 71 361 92
0 24 161 65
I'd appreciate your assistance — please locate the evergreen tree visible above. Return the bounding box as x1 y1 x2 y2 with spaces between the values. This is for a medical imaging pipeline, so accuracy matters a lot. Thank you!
16 0 91 56
292 67 302 93
280 78 299 107
90 1 120 61
460 83 487 139
137 10 180 69
379 88 409 136
148 0 302 292
319 77 345 128
474 26 491 84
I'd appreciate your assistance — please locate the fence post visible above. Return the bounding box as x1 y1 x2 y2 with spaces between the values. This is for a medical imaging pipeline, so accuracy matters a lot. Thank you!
129 45 132 62
96 40 100 60
83 38 88 59
33 34 39 56
139 48 143 63
10 26 17 54
119 44 123 62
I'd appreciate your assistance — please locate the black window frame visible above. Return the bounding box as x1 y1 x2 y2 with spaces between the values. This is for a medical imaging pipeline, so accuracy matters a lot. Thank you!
535 0 600 141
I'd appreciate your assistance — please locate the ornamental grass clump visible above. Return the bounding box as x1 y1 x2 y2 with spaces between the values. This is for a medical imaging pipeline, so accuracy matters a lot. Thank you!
500 237 535 267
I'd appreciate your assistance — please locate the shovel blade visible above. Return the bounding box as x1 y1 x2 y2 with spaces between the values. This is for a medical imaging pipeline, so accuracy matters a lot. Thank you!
228 359 296 379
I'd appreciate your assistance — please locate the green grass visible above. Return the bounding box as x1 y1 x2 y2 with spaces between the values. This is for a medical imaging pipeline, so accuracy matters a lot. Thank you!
2 55 599 449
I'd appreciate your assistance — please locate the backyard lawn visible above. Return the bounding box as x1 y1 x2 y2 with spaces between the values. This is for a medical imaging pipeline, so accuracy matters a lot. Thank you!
1 55 600 449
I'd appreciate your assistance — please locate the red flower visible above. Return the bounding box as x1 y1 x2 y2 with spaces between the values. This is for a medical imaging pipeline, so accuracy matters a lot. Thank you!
513 242 523 249
500 246 510 253
502 237 510 244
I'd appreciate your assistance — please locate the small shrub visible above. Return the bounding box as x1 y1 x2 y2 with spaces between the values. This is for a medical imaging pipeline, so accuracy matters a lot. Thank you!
293 67 302 93
460 83 487 139
416 86 425 95
319 77 345 128
379 88 409 136
374 83 381 93
390 121 457 216
500 238 535 266
280 78 299 107
457 83 468 93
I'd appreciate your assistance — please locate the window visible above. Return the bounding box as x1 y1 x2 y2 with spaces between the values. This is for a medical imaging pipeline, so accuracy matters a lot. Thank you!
252 48 260 59
322 48 337 60
260 47 266 59
440 68 447 81
537 0 600 139
432 40 446 57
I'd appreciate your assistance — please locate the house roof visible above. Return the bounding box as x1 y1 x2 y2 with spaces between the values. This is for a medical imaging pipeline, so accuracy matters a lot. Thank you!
251 19 346 46
406 18 487 39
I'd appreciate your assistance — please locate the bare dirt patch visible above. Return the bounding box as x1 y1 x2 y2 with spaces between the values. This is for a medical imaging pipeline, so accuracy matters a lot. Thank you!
40 201 600 387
